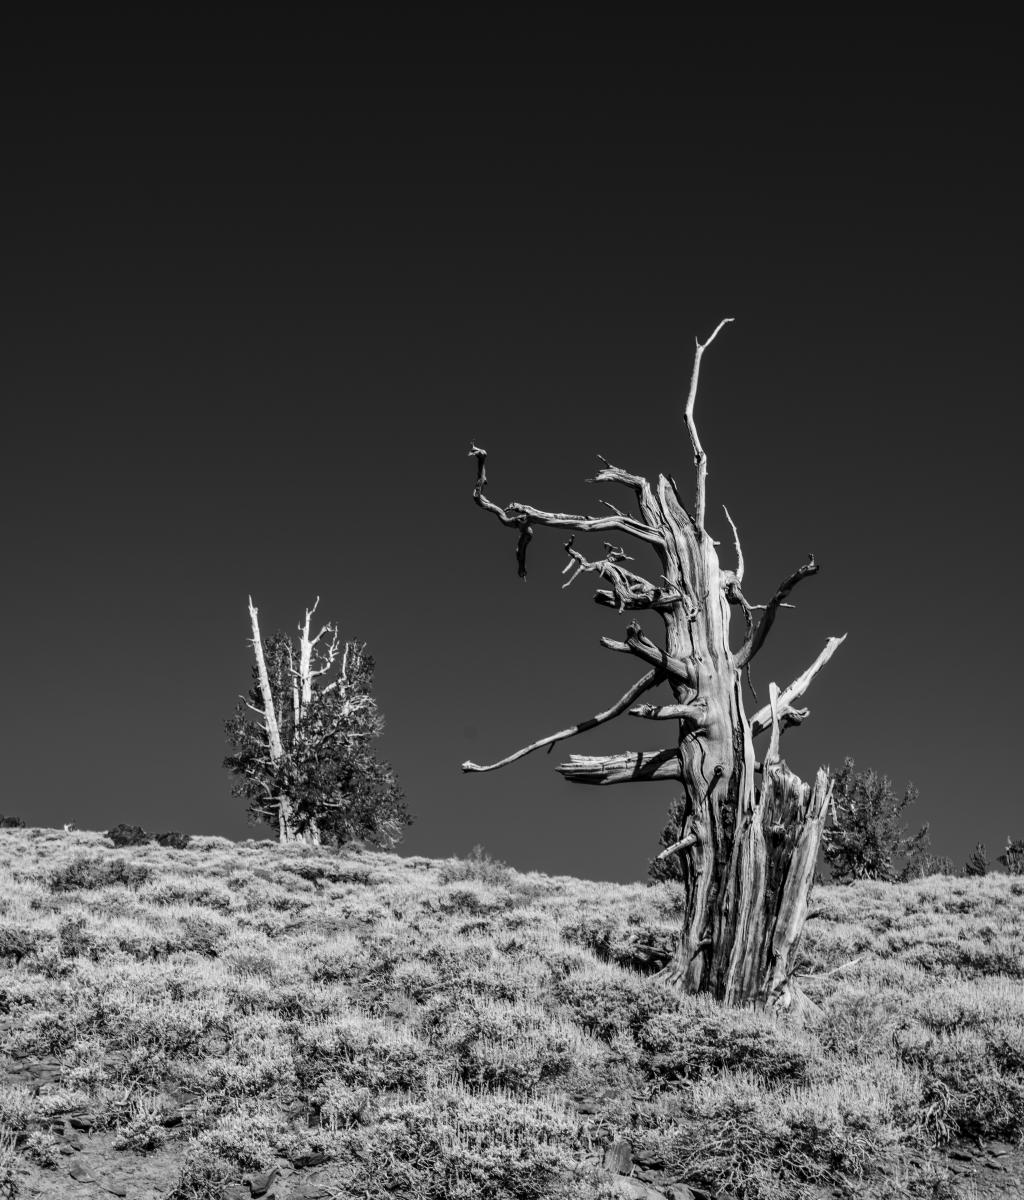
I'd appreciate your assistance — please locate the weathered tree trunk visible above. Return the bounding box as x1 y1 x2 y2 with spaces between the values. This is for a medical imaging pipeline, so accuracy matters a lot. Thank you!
462 320 844 1010
248 597 295 844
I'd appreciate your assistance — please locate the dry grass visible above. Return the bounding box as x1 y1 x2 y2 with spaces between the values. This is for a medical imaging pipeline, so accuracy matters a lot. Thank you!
1 826 1022 1198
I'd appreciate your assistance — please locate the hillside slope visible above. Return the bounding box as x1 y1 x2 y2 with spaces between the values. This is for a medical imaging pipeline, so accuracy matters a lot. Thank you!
1 828 1023 1199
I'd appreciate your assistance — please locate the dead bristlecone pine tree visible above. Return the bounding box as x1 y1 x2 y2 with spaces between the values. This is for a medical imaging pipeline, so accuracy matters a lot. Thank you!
462 319 845 1013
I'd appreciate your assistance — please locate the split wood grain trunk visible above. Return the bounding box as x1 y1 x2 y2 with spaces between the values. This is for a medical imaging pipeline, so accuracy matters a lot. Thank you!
462 320 843 1010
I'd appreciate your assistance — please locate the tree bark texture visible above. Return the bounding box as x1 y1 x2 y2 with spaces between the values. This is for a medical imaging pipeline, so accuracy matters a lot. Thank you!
462 321 844 1009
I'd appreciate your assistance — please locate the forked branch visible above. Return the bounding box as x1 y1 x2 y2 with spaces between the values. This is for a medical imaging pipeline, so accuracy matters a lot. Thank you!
736 554 819 666
750 634 847 736
684 318 733 532
461 668 664 774
562 536 682 613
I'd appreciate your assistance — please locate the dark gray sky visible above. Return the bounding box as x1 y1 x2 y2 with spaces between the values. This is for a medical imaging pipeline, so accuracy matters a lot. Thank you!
2 28 1020 880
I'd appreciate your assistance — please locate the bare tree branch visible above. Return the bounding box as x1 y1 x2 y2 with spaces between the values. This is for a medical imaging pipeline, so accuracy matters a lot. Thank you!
561 536 682 613
557 748 682 785
248 597 284 761
657 833 698 859
630 701 706 723
461 668 664 774
601 621 696 685
722 505 744 582
684 318 733 532
750 634 847 736
468 443 664 575
589 455 662 529
735 554 819 667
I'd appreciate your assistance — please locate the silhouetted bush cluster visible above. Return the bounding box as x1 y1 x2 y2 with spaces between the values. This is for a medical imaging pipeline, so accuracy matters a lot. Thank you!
104 824 192 850
155 831 191 849
964 843 989 877
0 815 25 828
106 823 151 847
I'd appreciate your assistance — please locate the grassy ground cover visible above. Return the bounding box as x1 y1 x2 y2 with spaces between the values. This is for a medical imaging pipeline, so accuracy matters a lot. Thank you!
1 828 1023 1198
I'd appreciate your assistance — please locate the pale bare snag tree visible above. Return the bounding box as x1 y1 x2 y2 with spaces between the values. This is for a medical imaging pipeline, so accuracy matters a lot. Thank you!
244 596 342 846
462 321 845 1011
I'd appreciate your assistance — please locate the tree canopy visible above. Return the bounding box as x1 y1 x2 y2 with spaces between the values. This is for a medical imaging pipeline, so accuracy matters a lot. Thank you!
225 601 410 848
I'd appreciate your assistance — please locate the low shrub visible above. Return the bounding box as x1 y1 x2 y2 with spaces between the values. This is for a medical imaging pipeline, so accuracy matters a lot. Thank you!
0 925 40 964
57 915 95 960
438 845 514 889
0 816 25 829
552 966 679 1043
49 856 150 891
294 1013 429 1096
638 1003 815 1086
344 1085 582 1200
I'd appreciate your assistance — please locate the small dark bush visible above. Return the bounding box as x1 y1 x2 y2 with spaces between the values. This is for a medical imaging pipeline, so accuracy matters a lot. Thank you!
964 843 989 877
0 925 39 963
176 915 227 957
0 815 25 828
155 831 191 849
999 838 1024 876
58 915 93 959
49 855 150 891
106 823 152 847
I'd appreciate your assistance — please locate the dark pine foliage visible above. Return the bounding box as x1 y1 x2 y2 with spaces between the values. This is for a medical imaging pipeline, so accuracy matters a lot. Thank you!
648 796 688 883
822 758 929 883
964 842 989 877
224 632 411 848
0 815 26 828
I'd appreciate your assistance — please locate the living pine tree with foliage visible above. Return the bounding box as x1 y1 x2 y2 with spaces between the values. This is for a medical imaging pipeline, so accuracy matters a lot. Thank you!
224 598 411 848
822 757 928 882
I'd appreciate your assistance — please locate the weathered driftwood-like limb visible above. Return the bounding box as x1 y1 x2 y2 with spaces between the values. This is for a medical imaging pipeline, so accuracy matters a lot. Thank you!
248 598 284 761
700 762 834 1010
562 536 682 613
589 455 664 530
461 669 664 774
736 555 819 666
750 635 847 736
657 832 698 859
684 318 733 532
469 443 533 576
601 622 696 685
468 444 663 576
722 505 744 583
630 701 706 723
557 748 682 785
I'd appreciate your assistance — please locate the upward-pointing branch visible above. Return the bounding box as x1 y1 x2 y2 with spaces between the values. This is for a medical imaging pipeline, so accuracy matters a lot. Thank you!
684 318 733 532
247 597 284 761
750 634 847 736
461 668 663 773
736 554 819 667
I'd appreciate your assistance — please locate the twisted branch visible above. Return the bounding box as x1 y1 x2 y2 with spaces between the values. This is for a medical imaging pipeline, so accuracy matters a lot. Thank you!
736 554 819 667
461 668 664 774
